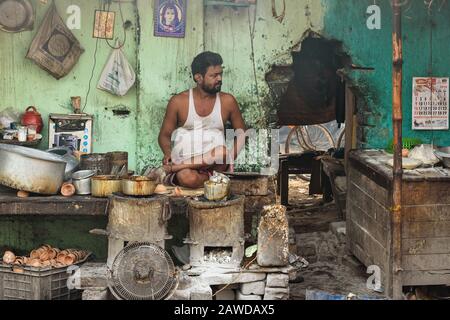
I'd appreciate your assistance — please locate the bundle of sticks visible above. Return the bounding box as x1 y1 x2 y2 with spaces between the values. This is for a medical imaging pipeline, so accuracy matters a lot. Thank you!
2 244 89 269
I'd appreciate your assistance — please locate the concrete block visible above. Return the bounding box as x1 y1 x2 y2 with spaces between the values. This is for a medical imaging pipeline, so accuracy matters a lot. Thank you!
198 271 266 286
82 288 110 300
76 263 108 289
266 273 289 288
215 289 236 300
236 290 262 301
330 222 346 237
169 289 191 300
240 281 266 295
264 287 289 300
191 282 213 300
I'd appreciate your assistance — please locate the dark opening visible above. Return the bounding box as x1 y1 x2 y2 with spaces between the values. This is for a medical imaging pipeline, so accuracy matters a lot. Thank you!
267 33 351 126
204 247 233 264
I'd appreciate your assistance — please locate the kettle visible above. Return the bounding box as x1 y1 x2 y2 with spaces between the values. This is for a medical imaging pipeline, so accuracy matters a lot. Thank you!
21 106 43 133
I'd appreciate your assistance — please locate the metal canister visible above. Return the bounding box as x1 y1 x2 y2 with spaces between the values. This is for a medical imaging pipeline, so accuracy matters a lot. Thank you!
79 153 111 175
107 151 128 175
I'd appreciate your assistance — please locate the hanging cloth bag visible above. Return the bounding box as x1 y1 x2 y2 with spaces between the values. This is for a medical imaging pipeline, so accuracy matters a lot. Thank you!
97 44 136 96
26 2 84 79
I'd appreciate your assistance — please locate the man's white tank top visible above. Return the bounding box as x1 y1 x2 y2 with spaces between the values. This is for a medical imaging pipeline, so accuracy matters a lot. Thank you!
171 89 225 164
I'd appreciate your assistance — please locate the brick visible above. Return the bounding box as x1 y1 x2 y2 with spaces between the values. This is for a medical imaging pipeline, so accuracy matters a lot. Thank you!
191 286 212 300
82 288 110 300
266 273 289 288
215 289 236 300
264 287 289 300
169 289 191 300
198 271 266 286
236 290 262 301
240 280 266 295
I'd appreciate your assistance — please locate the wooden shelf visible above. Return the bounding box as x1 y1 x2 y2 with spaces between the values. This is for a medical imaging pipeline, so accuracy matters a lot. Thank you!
204 0 253 7
0 139 42 147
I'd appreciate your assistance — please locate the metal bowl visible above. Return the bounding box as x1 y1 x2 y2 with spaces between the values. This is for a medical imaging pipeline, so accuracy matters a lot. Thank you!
434 147 450 168
0 143 66 194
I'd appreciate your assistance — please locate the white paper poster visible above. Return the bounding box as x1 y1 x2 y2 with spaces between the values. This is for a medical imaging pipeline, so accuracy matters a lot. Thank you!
412 77 449 130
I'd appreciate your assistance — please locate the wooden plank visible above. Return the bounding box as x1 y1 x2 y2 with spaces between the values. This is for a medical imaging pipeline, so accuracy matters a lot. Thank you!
347 220 389 269
344 85 354 173
347 240 389 291
348 166 390 206
402 182 450 205
348 200 388 247
347 180 391 228
0 193 108 216
402 254 450 271
402 270 450 286
403 221 450 239
403 238 450 255
403 205 450 222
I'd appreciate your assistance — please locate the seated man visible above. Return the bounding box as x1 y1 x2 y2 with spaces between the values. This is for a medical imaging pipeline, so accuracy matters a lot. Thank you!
151 51 246 189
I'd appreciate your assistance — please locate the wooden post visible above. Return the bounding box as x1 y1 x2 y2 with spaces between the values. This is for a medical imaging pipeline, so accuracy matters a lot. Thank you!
391 0 404 300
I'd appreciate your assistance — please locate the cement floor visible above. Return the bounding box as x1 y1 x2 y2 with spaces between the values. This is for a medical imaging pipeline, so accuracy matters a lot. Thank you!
286 176 386 300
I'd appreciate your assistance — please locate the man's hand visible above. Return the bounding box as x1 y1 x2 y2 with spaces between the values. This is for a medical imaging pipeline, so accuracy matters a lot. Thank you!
163 155 172 165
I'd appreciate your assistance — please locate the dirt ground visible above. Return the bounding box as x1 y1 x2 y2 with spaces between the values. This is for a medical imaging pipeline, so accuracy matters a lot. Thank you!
286 176 386 300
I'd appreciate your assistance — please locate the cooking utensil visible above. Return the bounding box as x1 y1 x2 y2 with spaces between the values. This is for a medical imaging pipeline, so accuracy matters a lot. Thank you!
204 181 230 201
0 0 34 33
434 147 450 168
46 147 79 180
0 143 66 194
72 170 96 195
121 176 157 196
91 175 122 198
80 153 111 175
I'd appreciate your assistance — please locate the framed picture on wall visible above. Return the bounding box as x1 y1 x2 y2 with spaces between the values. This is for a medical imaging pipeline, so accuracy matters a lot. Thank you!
93 10 115 39
154 0 187 38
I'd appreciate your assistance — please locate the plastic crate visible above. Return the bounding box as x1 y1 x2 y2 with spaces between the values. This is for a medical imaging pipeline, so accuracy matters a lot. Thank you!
0 262 85 300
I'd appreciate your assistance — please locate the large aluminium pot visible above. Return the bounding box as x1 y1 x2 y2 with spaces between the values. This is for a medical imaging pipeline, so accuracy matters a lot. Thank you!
121 176 157 196
46 147 79 180
91 175 122 198
0 143 66 195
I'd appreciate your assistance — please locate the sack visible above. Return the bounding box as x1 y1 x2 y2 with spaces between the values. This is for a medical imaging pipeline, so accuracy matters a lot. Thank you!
26 3 84 79
0 107 21 129
97 46 136 96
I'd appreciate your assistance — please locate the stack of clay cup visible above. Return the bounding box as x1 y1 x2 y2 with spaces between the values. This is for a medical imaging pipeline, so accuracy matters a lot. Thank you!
2 244 88 269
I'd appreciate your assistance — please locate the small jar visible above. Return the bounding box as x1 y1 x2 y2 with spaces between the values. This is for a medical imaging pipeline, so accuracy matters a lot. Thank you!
18 126 27 142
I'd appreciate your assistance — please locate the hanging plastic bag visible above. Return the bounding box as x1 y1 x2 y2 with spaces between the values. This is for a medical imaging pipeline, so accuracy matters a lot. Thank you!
97 45 136 96
26 2 84 79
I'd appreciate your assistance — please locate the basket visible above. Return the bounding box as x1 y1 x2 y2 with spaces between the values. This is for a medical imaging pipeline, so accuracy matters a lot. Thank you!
386 138 423 154
0 254 91 300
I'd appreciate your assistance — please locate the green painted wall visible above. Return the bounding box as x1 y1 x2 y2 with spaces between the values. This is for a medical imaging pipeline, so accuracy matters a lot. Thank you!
322 0 450 149
0 0 324 258
136 0 324 170
0 0 324 170
0 0 138 169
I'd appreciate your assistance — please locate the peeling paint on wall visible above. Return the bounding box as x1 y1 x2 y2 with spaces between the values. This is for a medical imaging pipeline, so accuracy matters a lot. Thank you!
322 0 450 149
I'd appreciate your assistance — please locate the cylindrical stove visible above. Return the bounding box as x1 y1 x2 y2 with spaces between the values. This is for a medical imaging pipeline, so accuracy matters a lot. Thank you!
105 193 172 267
185 195 245 268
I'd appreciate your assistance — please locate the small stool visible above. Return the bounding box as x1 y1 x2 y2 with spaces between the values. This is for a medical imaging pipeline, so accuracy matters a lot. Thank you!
277 152 323 206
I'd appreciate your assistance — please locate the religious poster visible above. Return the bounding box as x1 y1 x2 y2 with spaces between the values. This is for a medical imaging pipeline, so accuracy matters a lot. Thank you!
412 77 449 130
93 10 115 39
154 0 186 38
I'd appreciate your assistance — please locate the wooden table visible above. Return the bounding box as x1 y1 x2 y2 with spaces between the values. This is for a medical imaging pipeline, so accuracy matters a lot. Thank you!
348 149 450 298
0 191 108 216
